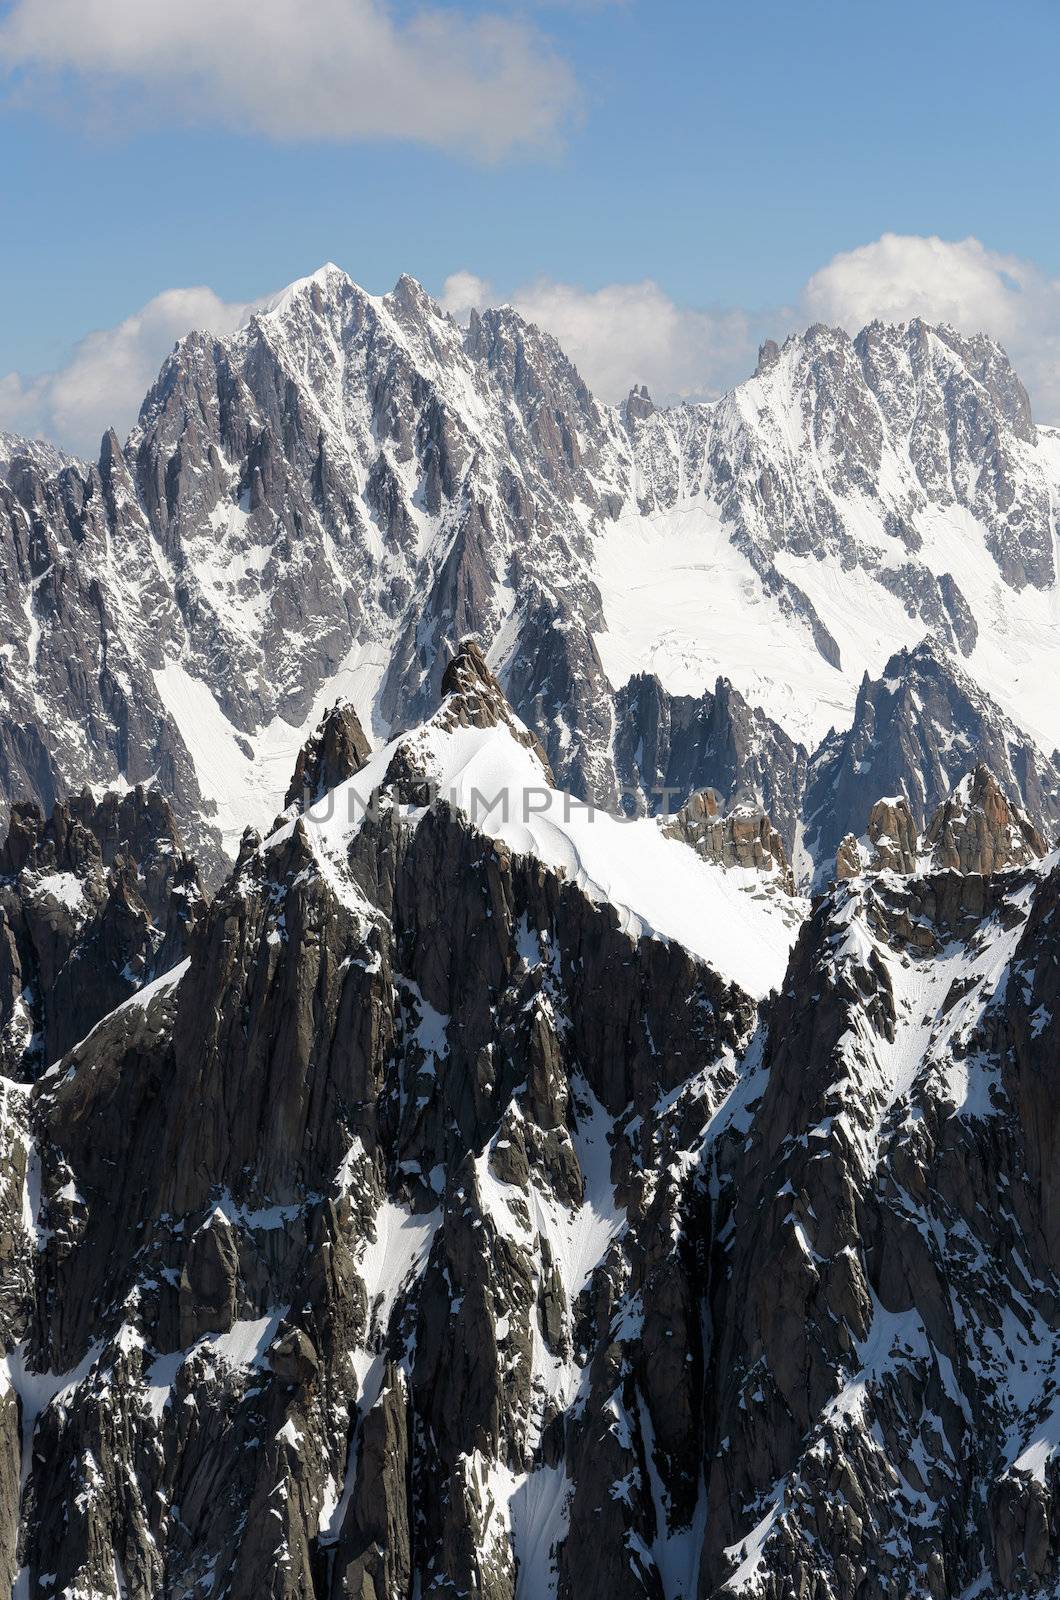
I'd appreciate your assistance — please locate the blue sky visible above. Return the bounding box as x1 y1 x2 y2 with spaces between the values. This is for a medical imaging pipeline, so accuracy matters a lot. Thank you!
2 0 1059 451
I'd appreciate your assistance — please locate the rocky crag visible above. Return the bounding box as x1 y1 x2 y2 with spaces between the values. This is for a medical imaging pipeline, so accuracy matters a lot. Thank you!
0 785 203 1078
0 648 1053 1600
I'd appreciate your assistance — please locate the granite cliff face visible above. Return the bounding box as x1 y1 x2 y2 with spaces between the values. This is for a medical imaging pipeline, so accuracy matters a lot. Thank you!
0 649 1054 1600
805 642 1060 878
0 785 203 1077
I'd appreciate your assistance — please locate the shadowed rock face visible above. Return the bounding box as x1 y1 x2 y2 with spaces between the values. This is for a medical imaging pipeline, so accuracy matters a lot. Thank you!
4 733 755 1599
614 644 1060 892
0 785 203 1077
806 641 1060 876
285 703 372 811
694 858 1060 1600
613 673 809 859
0 657 1054 1600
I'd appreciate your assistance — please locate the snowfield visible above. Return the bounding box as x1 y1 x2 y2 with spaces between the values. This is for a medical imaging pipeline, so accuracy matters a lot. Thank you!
594 434 1060 755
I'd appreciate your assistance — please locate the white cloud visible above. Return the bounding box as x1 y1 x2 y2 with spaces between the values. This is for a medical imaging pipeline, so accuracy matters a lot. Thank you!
439 271 494 326
442 271 755 405
0 0 575 160
0 286 269 458
803 233 1027 340
443 235 1060 422
803 233 1060 421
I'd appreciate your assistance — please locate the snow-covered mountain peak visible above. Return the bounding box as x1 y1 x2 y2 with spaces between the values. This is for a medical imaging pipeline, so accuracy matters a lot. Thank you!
0 430 79 482
5 262 1060 890
263 258 353 307
266 643 803 1000
239 261 363 336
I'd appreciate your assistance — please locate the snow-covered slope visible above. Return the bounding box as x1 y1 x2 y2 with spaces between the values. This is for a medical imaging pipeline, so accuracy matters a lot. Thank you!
608 327 1060 752
272 666 804 1001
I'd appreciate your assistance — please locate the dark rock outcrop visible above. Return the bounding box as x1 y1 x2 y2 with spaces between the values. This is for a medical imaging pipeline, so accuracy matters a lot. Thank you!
805 641 1060 874
4 713 755 1597
866 792 918 872
922 763 1046 874
697 862 1060 1598
834 832 862 880
613 672 808 858
0 784 203 1076
285 702 371 810
439 638 554 779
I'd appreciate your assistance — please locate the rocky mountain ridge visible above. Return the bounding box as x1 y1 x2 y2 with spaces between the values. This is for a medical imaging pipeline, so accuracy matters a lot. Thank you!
835 763 1048 883
0 785 203 1077
0 646 1055 1599
0 435 76 484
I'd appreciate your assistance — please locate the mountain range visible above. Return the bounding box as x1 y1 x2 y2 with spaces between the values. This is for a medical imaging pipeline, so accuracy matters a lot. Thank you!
3 264 1060 880
0 267 1057 1599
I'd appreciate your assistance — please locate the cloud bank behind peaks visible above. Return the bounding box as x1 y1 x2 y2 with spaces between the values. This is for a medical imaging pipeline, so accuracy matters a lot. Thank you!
804 234 1060 421
441 272 755 406
446 236 1060 424
804 233 1033 337
0 286 272 460
4 235 1060 458
0 0 577 159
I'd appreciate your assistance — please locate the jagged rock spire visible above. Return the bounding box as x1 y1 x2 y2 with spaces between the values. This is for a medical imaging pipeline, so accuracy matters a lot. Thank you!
438 639 554 781
284 701 371 810
866 794 918 873
922 764 1046 874
833 767 1046 883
